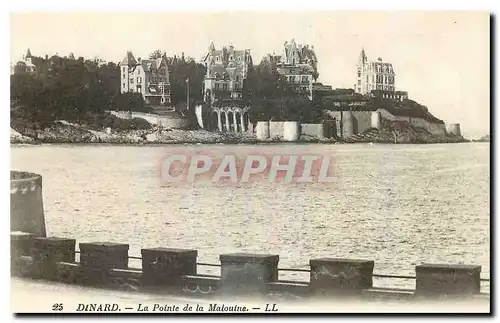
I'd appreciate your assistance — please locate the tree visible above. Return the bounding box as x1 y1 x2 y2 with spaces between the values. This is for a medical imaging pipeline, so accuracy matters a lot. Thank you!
11 53 122 127
246 59 321 124
168 57 206 106
111 92 145 112
13 62 28 75
149 49 163 59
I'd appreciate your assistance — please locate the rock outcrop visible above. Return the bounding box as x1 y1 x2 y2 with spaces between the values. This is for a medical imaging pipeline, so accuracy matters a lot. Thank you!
11 118 467 145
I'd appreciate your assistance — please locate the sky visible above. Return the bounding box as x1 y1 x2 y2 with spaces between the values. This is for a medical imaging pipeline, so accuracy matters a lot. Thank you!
10 12 490 138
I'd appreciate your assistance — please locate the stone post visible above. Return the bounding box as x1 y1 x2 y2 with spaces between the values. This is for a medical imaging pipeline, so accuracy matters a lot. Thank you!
78 242 129 286
217 112 223 132
30 237 76 281
309 258 374 296
342 112 354 138
219 253 279 294
141 248 198 287
240 113 245 132
232 111 238 133
10 171 46 237
225 112 230 132
415 264 481 296
11 231 34 276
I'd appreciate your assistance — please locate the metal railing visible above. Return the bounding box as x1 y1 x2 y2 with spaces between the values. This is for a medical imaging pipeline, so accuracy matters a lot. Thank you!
73 251 490 282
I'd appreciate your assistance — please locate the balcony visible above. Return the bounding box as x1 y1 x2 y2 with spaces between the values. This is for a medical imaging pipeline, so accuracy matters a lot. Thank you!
212 90 232 100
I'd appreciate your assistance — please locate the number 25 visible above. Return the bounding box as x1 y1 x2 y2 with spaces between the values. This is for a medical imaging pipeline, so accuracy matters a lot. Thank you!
52 303 63 311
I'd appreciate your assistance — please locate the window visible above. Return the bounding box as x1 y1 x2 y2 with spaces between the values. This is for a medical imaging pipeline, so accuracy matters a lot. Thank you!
357 71 361 77
216 56 219 61
123 74 125 79
302 76 308 83
230 55 233 60
137 85 142 92
238 57 241 61
130 78 134 84
123 67 126 73
122 83 125 88
366 75 369 83
223 83 228 91
137 76 142 83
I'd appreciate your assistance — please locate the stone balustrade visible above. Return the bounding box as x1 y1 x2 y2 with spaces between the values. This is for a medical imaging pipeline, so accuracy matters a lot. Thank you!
10 232 489 301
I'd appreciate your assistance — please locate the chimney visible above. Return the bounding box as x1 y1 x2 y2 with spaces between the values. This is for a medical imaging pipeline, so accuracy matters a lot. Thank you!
138 57 142 63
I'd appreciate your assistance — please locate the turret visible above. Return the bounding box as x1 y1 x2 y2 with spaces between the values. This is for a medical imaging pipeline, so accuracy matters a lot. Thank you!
120 51 137 94
357 48 367 68
121 51 138 66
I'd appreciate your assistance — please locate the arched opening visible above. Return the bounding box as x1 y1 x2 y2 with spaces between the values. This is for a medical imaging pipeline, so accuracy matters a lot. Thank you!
235 112 242 133
211 112 219 131
243 112 249 132
227 111 234 132
220 111 227 132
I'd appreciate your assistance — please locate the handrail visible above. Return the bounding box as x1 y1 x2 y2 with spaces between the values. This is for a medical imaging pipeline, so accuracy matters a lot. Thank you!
73 251 490 282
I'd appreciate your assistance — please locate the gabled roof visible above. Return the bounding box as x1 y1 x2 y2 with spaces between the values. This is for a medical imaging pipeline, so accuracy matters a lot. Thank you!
139 56 169 73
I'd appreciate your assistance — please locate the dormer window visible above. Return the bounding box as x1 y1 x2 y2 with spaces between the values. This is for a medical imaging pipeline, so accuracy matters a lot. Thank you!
238 57 241 61
216 56 219 61
230 55 233 60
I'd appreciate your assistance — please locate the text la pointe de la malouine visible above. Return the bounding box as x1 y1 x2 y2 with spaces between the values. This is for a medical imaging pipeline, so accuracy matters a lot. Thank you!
76 303 250 312
136 303 249 312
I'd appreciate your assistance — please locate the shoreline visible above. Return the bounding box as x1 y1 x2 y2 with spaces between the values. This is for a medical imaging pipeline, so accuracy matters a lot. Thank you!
10 122 470 146
10 139 474 146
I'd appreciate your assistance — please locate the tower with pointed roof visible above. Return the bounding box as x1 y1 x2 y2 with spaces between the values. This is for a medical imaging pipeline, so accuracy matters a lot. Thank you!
120 51 171 107
18 48 36 74
355 48 396 94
